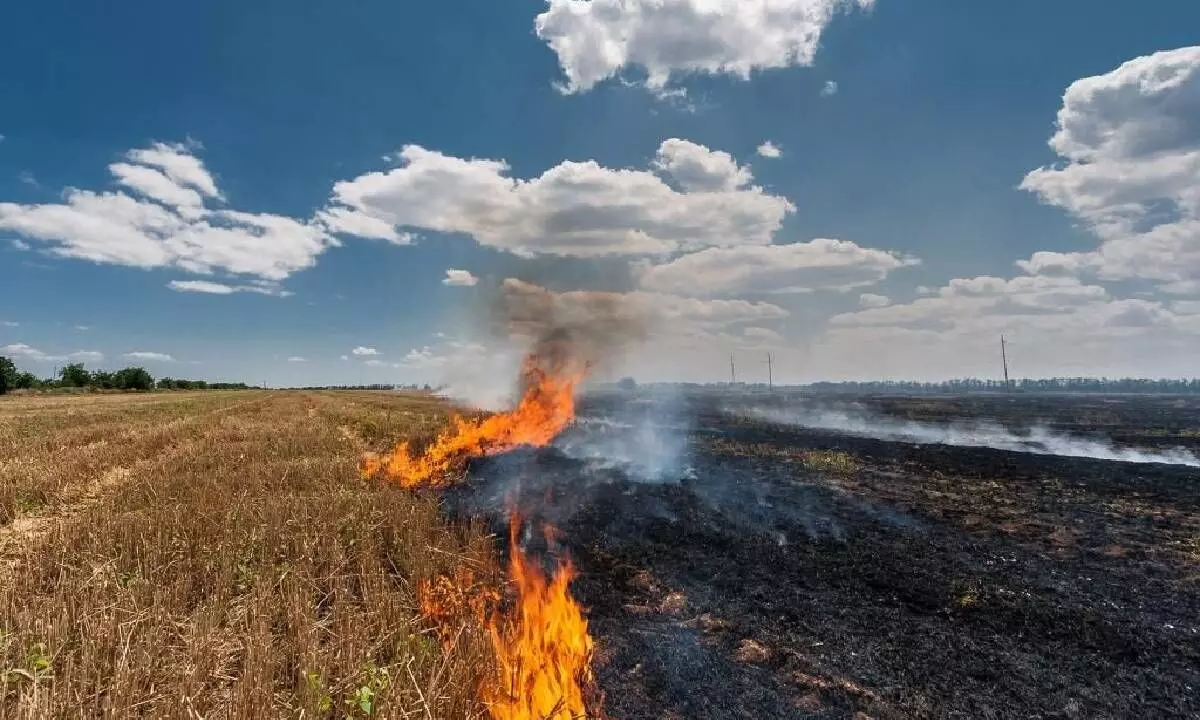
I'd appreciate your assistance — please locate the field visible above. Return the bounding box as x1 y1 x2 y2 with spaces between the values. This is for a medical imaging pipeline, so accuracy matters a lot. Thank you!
0 391 500 719
2 390 1198 718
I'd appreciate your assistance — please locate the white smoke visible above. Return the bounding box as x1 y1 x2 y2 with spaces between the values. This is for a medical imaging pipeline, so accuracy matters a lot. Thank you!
745 404 1200 467
553 390 692 482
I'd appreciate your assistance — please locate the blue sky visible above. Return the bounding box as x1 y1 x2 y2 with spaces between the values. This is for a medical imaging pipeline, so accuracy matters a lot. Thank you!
3 1 1200 388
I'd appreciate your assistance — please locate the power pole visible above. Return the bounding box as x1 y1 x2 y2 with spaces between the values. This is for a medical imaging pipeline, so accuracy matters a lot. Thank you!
767 352 773 389
1000 335 1011 391
730 353 736 384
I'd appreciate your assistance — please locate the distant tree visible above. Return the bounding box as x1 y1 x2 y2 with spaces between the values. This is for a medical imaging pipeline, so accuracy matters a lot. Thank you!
0 356 16 393
156 377 175 390
91 370 116 390
59 363 91 388
113 367 154 391
13 372 37 390
617 376 637 392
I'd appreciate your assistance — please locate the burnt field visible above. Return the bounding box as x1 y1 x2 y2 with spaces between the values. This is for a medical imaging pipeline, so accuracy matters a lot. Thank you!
452 392 1200 719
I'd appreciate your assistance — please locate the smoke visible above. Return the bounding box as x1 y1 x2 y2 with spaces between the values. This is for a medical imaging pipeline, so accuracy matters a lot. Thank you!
432 278 651 409
497 278 650 376
553 390 692 483
743 403 1200 467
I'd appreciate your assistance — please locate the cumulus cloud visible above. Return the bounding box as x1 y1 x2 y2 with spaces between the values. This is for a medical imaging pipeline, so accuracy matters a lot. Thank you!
319 140 793 257
756 141 783 159
653 138 752 191
859 293 890 308
535 0 875 93
636 238 918 296
1019 46 1200 292
821 80 839 96
124 351 175 362
314 206 412 244
286 356 307 363
351 346 380 357
442 268 479 287
0 142 336 287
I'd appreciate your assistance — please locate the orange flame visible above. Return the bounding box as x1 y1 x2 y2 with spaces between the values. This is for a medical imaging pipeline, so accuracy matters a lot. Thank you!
484 516 595 720
360 354 585 487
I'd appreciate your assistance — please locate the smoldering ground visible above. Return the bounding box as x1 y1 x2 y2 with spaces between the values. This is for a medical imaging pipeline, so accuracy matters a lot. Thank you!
445 392 1200 719
729 396 1200 467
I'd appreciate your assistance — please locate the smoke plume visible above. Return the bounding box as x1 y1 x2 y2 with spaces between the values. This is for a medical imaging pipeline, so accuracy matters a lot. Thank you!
744 403 1200 467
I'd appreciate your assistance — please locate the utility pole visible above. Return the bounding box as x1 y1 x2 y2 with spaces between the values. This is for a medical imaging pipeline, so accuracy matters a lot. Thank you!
767 352 773 389
730 353 736 385
1000 335 1011 391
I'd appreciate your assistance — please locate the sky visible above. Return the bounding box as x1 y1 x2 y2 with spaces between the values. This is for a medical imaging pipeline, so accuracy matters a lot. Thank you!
2 1 1200 390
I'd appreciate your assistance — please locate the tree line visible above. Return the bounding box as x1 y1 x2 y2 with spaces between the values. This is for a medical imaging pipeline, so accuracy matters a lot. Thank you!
805 377 1200 395
0 357 254 394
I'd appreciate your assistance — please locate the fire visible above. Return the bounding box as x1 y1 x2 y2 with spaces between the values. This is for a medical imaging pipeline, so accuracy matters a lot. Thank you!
368 346 600 717
484 516 595 720
417 518 596 719
360 354 585 487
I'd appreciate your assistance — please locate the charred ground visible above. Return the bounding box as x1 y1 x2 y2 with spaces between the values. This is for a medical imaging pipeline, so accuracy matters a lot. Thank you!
453 392 1200 719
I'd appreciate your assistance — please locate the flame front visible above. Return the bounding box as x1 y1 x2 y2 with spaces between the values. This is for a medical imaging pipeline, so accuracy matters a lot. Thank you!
368 348 599 717
360 355 585 487
484 517 594 720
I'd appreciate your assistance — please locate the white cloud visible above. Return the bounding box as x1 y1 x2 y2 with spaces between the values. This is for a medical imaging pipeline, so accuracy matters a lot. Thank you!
314 206 412 244
18 172 38 188
1 321 17 328
351 346 380 357
833 275 1111 330
653 138 752 191
636 238 918 296
820 80 839 97
108 162 205 213
320 140 793 257
859 293 890 308
1019 46 1200 291
397 340 490 370
535 0 875 93
127 142 221 199
364 359 387 367
756 141 783 159
1 343 65 362
74 325 90 331
286 356 307 363
124 351 175 362
812 273 1200 379
167 279 292 297
743 326 783 343
442 268 479 287
0 142 336 286
1 344 99 363
339 355 349 361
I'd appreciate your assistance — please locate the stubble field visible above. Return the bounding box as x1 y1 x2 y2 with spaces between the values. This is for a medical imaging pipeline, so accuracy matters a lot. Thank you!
0 390 500 719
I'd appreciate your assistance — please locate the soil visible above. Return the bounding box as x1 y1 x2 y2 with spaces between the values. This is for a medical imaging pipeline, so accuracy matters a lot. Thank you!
450 392 1200 720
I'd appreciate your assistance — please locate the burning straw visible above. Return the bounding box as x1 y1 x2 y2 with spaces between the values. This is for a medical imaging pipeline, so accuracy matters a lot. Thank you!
360 279 641 719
